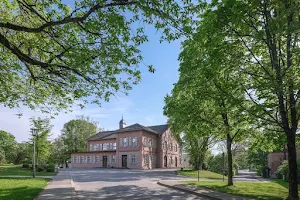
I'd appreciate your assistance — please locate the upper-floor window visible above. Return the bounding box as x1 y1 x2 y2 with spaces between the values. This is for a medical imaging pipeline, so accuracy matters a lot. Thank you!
93 144 99 151
169 143 173 151
148 138 152 147
143 137 148 147
113 143 116 150
90 144 93 151
163 141 167 150
132 137 137 146
103 143 108 150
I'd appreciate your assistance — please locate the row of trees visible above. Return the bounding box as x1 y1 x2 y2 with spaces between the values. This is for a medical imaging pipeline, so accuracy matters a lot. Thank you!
164 1 300 199
0 116 99 167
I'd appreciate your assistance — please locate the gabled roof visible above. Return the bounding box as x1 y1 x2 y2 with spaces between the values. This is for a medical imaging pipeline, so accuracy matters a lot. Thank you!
87 123 168 141
147 124 169 135
87 131 115 141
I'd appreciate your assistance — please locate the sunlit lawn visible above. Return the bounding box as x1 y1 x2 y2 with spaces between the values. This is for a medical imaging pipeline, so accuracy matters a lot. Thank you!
0 177 49 200
177 169 225 179
186 179 300 200
0 164 56 176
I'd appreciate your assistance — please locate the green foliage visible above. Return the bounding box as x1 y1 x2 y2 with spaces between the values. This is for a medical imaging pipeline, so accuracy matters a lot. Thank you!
0 0 192 113
277 159 300 181
0 130 17 163
46 164 55 172
29 117 52 166
22 163 29 168
61 116 98 155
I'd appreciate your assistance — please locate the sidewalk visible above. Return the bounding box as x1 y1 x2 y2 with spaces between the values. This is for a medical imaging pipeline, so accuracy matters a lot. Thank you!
158 180 255 200
35 170 75 200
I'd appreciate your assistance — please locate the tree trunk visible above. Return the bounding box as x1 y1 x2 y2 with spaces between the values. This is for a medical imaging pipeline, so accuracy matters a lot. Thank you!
199 160 203 170
286 129 299 200
227 134 233 186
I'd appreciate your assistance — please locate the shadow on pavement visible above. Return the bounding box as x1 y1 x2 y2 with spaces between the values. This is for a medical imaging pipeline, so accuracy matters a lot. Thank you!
75 184 203 200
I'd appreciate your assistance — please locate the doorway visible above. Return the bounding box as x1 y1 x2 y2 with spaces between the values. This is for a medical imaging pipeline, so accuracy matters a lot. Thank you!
164 155 167 168
103 156 107 168
122 155 127 168
175 157 178 167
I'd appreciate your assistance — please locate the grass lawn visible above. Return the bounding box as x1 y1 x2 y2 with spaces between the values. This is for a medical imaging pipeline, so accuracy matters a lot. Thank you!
177 169 225 179
0 164 56 176
0 177 49 200
186 180 300 200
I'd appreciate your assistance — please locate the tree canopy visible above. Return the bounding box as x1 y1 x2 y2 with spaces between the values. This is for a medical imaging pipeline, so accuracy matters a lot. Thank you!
0 0 192 113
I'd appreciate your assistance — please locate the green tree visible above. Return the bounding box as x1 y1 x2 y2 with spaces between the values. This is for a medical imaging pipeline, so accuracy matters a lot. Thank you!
29 117 52 166
49 136 69 165
9 142 31 165
0 0 191 113
0 130 17 163
191 1 300 198
61 116 98 157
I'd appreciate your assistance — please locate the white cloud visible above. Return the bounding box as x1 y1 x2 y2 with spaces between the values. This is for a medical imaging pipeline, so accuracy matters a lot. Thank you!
0 96 135 143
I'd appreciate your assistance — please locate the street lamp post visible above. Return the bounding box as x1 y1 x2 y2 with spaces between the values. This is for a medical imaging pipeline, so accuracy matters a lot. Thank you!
31 128 38 178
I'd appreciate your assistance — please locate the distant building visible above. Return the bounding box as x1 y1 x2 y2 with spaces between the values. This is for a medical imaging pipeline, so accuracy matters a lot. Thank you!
268 147 300 174
71 118 182 169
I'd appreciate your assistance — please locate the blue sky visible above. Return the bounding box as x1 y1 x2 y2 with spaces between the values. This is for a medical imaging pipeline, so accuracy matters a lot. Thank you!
0 21 182 142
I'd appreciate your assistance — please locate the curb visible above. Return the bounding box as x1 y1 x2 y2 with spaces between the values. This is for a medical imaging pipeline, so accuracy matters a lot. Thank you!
157 181 222 200
68 171 77 200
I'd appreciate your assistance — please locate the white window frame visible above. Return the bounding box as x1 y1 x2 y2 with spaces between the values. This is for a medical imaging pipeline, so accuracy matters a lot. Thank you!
96 156 100 163
90 144 93 151
80 156 84 163
132 137 137 146
113 142 116 150
124 137 128 147
112 155 116 163
131 154 137 163
87 156 91 164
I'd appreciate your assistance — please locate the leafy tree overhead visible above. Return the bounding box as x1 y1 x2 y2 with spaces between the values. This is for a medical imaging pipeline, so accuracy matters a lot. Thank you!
0 0 192 113
61 116 99 156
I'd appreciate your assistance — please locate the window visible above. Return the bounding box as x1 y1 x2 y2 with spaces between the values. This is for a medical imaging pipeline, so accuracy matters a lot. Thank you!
175 144 177 152
143 137 146 147
148 138 152 147
103 143 108 150
92 156 95 163
80 156 84 163
164 141 167 150
90 144 93 151
99 143 103 150
170 156 173 164
144 155 149 164
112 155 116 163
131 155 137 163
113 143 116 150
93 144 99 151
153 140 157 148
124 138 128 147
169 143 173 151
109 143 113 149
132 137 137 146
87 156 91 164
120 138 123 147
74 156 78 163
129 137 132 146
95 156 100 163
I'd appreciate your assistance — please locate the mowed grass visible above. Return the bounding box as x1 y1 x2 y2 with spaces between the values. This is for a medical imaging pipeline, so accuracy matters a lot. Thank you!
177 169 225 179
186 180 300 200
0 177 49 200
0 164 56 176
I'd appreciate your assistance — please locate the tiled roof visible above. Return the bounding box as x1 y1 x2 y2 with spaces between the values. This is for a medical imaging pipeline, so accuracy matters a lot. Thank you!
147 124 169 135
87 131 115 141
87 123 168 141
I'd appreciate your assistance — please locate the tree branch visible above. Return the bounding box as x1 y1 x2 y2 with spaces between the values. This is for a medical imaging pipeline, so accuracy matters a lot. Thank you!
0 1 137 33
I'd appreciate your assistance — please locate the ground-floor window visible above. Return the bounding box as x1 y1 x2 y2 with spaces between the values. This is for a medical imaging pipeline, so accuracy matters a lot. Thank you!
95 156 100 163
144 155 149 164
112 155 116 163
80 156 85 163
87 156 91 163
73 156 78 163
131 155 137 163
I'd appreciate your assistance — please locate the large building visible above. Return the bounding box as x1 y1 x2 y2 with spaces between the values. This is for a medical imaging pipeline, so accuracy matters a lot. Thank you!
71 118 181 169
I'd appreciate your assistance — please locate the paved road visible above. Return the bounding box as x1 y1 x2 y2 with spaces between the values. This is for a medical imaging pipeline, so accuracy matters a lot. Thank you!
70 169 209 200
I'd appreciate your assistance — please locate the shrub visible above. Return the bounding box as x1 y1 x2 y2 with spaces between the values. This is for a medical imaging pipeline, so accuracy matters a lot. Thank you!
46 164 55 172
276 160 289 180
37 165 44 172
22 163 29 168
